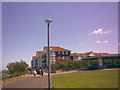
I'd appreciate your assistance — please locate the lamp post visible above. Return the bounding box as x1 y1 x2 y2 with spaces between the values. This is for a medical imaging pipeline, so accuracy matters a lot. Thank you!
45 19 52 90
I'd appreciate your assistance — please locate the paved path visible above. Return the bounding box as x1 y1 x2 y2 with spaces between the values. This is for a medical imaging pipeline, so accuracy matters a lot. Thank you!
2 70 81 88
2 70 91 89
3 75 48 88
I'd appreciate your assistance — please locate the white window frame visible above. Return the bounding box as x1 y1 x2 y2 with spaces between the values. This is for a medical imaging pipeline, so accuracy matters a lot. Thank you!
54 60 56 63
62 56 65 59
50 48 52 50
53 56 55 59
66 52 68 54
58 56 61 59
78 56 81 60
66 56 69 59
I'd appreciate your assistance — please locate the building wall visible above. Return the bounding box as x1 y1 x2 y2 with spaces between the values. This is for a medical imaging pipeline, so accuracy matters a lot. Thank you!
40 51 71 67
31 59 37 69
71 55 82 61
55 51 71 62
31 50 71 68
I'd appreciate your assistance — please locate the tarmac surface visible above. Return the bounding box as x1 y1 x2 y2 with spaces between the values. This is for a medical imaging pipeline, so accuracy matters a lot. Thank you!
3 75 48 88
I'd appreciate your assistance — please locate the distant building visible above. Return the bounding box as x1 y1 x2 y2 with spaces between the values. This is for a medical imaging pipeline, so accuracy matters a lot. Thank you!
31 46 71 69
70 51 109 61
31 47 119 69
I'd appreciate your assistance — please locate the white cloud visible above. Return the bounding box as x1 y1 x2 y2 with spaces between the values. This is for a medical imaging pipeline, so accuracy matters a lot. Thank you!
91 28 112 35
96 40 108 44
96 40 101 43
104 40 108 43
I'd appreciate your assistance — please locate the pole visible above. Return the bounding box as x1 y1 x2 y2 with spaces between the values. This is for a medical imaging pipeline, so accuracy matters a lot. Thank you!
48 23 51 90
45 19 52 90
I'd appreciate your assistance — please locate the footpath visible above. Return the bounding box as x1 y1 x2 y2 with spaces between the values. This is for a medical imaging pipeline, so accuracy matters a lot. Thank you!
3 75 48 88
2 70 79 88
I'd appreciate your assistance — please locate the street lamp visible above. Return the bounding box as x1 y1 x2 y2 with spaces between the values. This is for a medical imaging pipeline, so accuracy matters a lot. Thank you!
45 19 52 90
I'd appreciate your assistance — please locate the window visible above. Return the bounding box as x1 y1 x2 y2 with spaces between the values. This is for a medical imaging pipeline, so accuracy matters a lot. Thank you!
58 56 61 59
62 52 64 54
58 52 61 54
66 56 69 59
54 60 56 63
50 48 52 50
78 56 81 60
62 56 65 59
66 52 68 54
53 56 55 59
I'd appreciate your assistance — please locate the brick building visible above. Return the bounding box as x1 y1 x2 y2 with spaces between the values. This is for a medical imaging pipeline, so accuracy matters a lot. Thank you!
31 46 71 69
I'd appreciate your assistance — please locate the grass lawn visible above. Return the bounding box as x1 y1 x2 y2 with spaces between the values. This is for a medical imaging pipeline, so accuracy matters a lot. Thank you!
51 69 118 88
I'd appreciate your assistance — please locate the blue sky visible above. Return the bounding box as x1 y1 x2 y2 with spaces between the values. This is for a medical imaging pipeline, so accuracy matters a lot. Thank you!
0 1 2 71
2 2 118 70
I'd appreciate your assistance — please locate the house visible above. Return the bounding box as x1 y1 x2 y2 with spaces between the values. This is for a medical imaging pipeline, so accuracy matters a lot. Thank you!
70 53 82 61
36 51 43 57
43 46 71 63
31 51 44 69
70 51 109 61
31 46 71 69
31 56 37 69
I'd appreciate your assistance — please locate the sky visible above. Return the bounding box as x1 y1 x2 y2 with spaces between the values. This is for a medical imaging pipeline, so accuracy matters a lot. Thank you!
2 2 118 70
0 1 2 71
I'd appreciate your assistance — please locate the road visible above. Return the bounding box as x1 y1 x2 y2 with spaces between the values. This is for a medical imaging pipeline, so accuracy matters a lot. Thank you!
2 75 49 89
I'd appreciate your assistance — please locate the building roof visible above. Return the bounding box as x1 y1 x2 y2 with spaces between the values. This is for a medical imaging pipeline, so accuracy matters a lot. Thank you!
36 51 43 56
95 53 109 56
32 56 36 60
70 53 83 56
83 51 94 56
102 54 120 56
44 46 71 52
70 52 95 56
70 52 110 57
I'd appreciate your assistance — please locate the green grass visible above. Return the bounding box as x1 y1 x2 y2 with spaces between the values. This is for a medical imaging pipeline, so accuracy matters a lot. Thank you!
51 69 118 88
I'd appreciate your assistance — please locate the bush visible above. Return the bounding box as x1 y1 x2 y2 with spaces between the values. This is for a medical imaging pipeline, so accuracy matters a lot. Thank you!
51 68 56 73
87 66 100 70
7 60 28 75
106 65 120 68
51 60 81 70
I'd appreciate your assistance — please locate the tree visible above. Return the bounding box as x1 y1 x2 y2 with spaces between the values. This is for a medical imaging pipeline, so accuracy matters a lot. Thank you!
58 62 65 68
74 61 81 68
7 62 16 74
7 60 28 75
51 63 60 69
2 70 9 74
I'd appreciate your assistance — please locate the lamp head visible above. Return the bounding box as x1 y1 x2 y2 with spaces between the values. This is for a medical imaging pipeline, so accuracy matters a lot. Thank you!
45 19 52 23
